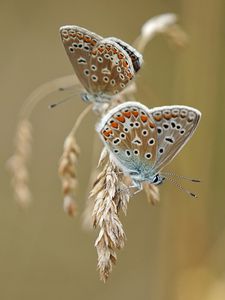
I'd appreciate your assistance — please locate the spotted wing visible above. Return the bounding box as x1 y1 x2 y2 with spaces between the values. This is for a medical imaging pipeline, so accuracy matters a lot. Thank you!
150 105 201 172
107 37 143 73
60 25 102 93
97 102 158 175
88 38 135 97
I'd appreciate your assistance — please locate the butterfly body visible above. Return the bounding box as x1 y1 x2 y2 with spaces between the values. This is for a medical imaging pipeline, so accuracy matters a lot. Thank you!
60 26 143 103
97 101 201 192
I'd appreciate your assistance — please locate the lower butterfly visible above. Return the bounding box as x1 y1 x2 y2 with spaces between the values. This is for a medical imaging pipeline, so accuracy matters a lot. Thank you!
60 25 143 103
97 101 201 196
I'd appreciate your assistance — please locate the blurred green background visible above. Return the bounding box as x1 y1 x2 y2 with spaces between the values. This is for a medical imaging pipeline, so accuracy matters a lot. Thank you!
1 0 225 299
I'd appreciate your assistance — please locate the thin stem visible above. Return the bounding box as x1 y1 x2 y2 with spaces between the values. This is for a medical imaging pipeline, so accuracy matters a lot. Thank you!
20 75 78 119
70 104 92 136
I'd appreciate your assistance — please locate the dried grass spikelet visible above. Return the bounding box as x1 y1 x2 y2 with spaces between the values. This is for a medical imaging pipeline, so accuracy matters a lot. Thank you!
58 104 92 217
58 134 80 217
143 182 160 206
90 149 130 281
134 13 188 53
7 119 32 207
7 75 81 207
82 147 108 230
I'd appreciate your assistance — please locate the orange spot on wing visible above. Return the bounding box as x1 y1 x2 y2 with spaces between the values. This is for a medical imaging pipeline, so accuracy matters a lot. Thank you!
153 115 162 121
84 35 91 43
141 115 148 122
123 111 131 118
77 32 83 39
132 111 139 117
90 39 97 46
116 116 125 123
98 47 104 53
163 113 172 120
103 129 112 137
111 122 119 129
127 71 133 79
123 60 129 67
118 52 125 59
69 31 76 37
91 49 97 55
149 121 156 129
106 44 111 51
113 47 118 54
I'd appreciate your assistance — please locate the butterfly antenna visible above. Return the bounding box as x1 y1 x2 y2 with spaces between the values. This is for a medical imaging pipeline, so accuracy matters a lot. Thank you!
162 172 200 183
164 176 198 198
49 94 77 109
58 85 76 92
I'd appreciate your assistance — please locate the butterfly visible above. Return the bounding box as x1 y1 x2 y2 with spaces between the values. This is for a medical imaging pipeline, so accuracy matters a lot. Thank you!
60 25 143 103
97 101 201 195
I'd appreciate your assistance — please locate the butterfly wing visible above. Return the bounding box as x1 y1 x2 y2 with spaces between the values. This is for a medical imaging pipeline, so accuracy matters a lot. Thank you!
97 102 158 177
60 25 102 93
107 37 143 73
88 38 135 97
150 105 201 173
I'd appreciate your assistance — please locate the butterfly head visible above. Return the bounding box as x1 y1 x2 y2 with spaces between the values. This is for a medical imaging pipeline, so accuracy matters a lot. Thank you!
151 173 165 185
128 169 165 187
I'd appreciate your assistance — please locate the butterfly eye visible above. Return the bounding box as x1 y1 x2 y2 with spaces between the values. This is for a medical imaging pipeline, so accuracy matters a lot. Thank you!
152 174 159 183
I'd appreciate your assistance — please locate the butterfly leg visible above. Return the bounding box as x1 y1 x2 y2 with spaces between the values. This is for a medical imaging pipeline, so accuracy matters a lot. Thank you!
129 180 143 195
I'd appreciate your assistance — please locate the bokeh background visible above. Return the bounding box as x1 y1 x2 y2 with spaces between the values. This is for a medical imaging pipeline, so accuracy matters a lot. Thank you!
1 0 225 299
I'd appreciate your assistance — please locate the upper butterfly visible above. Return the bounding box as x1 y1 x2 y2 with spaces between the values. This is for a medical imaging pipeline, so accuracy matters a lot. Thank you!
60 25 143 103
97 101 201 192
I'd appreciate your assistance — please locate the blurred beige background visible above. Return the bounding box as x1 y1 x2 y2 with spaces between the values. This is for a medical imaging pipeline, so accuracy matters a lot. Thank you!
1 0 225 299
